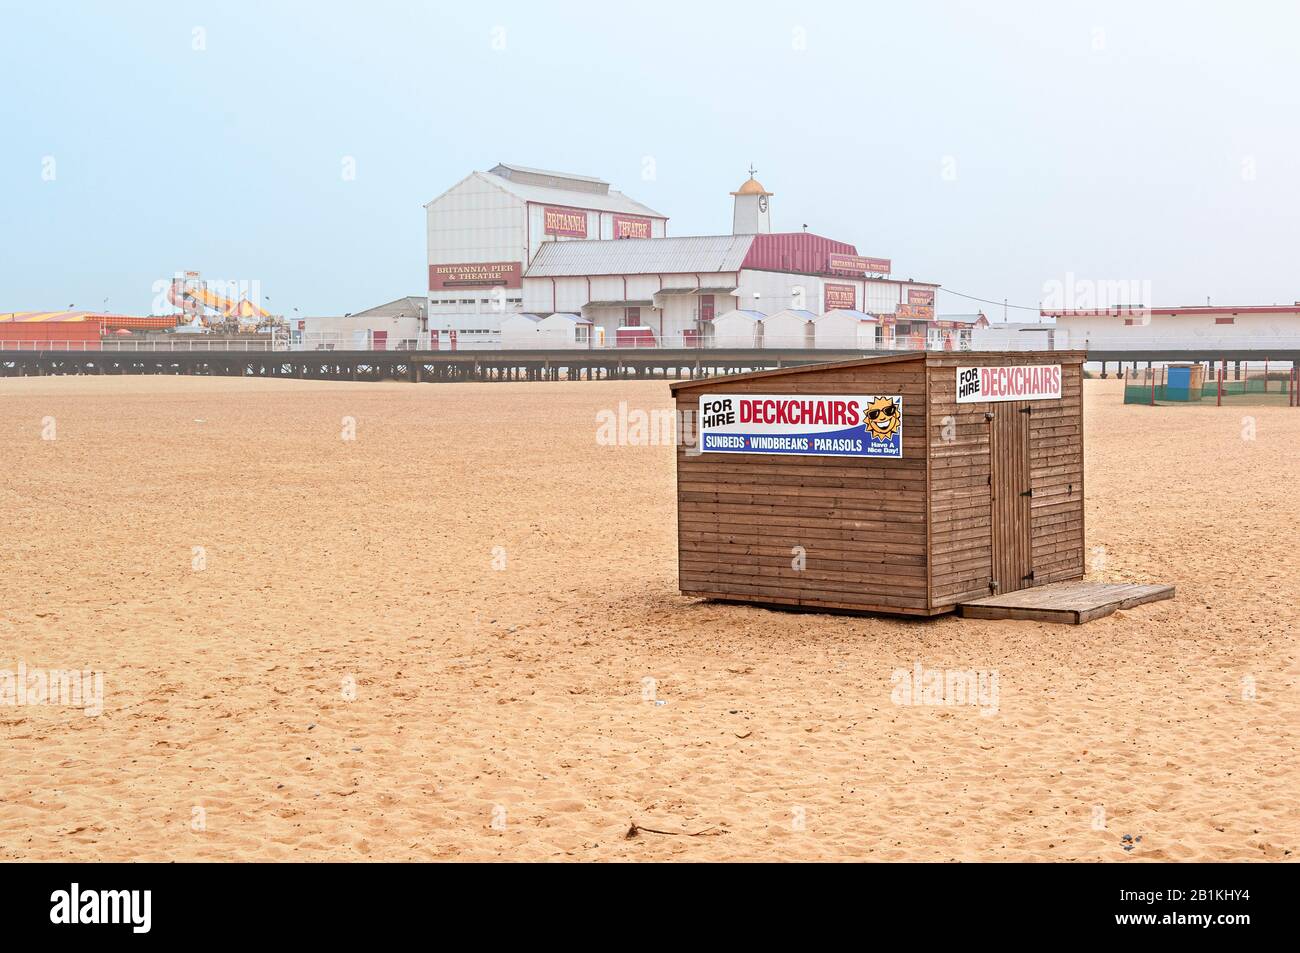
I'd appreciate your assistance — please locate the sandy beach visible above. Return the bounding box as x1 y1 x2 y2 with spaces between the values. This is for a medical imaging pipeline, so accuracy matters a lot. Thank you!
0 375 1295 861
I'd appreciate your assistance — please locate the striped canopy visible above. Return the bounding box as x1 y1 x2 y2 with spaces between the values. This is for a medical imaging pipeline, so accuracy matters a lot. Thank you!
0 311 179 330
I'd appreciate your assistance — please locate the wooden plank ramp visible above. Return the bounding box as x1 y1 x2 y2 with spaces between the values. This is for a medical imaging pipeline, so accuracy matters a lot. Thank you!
958 581 1174 624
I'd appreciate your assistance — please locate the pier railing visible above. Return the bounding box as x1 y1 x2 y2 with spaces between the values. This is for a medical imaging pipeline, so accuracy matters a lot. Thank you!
0 338 281 352
5 333 1300 356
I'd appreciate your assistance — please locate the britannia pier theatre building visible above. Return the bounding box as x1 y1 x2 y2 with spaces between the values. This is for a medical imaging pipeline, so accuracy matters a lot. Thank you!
423 163 941 347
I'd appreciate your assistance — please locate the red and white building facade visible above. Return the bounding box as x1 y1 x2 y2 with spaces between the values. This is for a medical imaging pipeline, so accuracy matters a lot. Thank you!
424 163 941 347
522 230 940 347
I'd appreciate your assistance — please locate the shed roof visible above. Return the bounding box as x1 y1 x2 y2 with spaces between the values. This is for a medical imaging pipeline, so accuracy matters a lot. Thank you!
712 309 766 322
669 351 1086 392
353 296 427 320
541 312 592 324
817 309 878 323
526 234 753 277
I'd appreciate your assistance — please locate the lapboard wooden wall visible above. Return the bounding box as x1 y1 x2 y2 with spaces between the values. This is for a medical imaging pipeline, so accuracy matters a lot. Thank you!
925 355 1085 611
671 352 1086 617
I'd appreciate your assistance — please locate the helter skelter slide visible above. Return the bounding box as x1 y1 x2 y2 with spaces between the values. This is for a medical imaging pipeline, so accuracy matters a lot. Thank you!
167 271 271 328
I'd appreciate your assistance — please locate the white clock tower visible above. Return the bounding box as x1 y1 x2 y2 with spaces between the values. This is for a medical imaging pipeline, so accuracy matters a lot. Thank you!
731 166 773 235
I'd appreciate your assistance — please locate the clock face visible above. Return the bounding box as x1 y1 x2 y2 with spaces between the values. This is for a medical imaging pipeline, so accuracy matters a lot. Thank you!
758 195 768 213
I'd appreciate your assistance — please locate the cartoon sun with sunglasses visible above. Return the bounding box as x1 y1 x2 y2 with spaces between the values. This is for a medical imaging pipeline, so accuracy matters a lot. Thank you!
863 396 901 440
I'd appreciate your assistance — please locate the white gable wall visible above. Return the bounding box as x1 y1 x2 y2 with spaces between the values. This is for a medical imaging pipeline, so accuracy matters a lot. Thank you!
427 175 527 273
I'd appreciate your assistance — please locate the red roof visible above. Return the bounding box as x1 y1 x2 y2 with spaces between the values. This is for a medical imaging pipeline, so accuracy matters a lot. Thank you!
740 232 858 276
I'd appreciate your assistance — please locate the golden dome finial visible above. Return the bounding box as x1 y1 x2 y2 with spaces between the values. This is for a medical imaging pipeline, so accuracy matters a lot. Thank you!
731 165 772 196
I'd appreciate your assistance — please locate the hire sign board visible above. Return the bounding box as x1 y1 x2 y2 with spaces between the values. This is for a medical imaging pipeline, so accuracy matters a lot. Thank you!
698 394 903 458
956 365 1062 403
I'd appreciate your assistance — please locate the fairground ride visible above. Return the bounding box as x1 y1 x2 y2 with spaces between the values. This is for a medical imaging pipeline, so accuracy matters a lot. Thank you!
168 271 281 332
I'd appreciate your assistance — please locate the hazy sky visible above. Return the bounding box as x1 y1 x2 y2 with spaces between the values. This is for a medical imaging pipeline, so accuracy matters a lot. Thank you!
2 1 1297 317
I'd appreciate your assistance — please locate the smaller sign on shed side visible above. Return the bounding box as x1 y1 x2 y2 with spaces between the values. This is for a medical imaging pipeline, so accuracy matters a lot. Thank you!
957 365 1062 403
698 394 903 458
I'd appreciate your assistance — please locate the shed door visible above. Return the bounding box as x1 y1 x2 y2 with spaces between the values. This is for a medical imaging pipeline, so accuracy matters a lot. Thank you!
988 400 1033 593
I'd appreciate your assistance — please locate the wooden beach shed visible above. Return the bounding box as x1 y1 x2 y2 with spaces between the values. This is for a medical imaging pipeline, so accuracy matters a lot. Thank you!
670 351 1089 617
